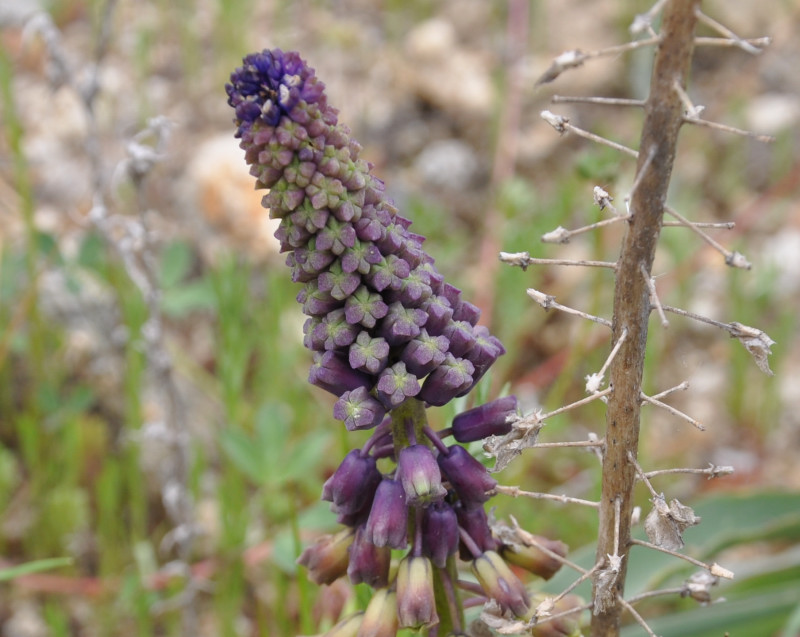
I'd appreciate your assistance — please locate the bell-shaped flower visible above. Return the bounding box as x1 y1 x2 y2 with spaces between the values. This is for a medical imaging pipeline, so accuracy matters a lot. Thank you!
364 479 408 549
396 556 438 629
396 445 446 506
421 501 459 568
296 527 355 585
471 550 531 618
322 449 382 516
437 444 497 505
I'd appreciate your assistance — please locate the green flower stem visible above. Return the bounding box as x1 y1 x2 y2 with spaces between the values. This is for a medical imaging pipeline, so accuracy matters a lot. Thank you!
389 398 429 452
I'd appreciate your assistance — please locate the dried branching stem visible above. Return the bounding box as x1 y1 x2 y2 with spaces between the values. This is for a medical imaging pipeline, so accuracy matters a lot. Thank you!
665 204 751 268
495 485 600 509
499 251 617 270
643 463 734 480
526 288 612 328
541 111 640 158
629 538 735 579
592 3 700 635
641 392 706 430
641 265 670 327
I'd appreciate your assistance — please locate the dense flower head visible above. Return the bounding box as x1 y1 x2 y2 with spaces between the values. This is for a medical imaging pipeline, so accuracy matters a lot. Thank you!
228 49 556 634
226 49 506 423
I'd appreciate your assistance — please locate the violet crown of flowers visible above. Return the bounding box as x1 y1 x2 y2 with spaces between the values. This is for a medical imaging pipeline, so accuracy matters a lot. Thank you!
226 48 505 424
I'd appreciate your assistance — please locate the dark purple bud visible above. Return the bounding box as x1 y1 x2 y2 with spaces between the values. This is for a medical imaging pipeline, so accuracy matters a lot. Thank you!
419 295 453 336
303 317 325 350
282 160 316 187
306 172 345 210
451 395 518 442
455 502 497 557
365 255 410 293
452 300 481 325
387 267 432 307
354 209 384 242
316 217 356 255
396 556 438 629
300 240 337 275
298 280 342 317
375 362 421 408
377 223 406 255
400 329 449 377
418 354 474 407
275 215 311 250
443 320 476 358
314 308 359 350
296 527 355 585
289 201 329 233
472 550 531 618
318 260 361 300
378 302 427 346
322 450 382 516
364 479 408 549
440 282 462 309
348 525 391 588
438 445 497 505
348 331 390 375
396 444 446 506
340 240 382 275
465 325 506 370
422 502 459 568
333 387 387 431
344 286 388 329
308 351 372 396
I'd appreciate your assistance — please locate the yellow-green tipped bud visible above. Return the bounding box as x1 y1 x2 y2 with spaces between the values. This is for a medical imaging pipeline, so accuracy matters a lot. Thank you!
296 528 355 585
471 550 530 618
323 612 363 637
500 535 568 581
395 556 438 629
358 589 399 637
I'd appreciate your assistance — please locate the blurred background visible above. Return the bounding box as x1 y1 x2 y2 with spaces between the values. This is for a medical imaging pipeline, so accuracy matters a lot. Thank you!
0 0 798 635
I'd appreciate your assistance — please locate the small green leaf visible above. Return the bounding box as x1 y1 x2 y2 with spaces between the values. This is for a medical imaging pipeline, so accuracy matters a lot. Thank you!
0 557 73 582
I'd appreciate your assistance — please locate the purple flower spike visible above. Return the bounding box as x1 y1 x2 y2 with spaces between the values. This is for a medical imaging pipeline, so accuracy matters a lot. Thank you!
348 525 391 588
472 550 531 618
333 387 386 431
422 502 459 568
438 444 497 505
375 362 421 408
418 355 475 407
308 351 372 397
451 395 518 443
396 444 446 506
322 449 382 516
364 479 408 549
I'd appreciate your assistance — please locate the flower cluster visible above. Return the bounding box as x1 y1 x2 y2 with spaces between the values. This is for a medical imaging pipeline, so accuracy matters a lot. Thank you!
227 49 565 634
